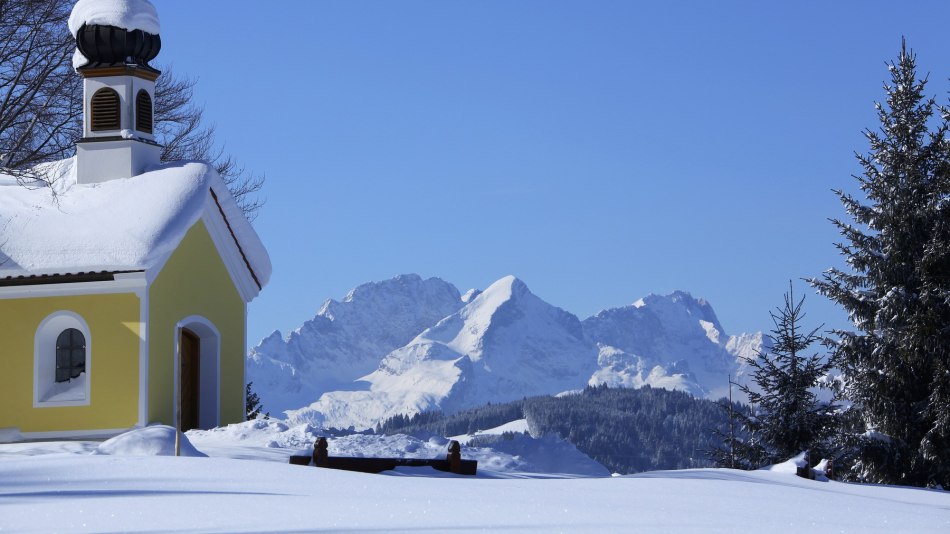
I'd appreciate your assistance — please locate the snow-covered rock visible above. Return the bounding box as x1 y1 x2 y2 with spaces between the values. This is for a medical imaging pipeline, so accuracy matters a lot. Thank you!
247 274 464 414
589 344 703 395
763 451 828 481
584 291 765 399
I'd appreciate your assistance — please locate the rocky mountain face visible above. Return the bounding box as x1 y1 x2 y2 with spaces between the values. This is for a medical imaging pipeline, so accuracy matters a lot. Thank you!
583 291 762 400
249 274 765 430
247 274 464 416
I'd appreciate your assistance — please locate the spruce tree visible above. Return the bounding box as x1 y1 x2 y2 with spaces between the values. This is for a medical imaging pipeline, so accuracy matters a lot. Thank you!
739 283 834 466
245 382 269 420
708 397 768 470
811 41 950 487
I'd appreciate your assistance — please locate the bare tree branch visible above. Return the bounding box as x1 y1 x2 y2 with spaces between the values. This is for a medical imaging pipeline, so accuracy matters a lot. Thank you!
0 0 264 220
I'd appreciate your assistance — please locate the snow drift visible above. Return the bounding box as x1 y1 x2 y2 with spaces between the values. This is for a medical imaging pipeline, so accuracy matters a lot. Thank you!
93 425 206 457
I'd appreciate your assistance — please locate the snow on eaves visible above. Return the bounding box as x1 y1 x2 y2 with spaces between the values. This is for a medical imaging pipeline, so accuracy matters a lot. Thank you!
68 0 160 38
207 168 272 289
0 157 271 294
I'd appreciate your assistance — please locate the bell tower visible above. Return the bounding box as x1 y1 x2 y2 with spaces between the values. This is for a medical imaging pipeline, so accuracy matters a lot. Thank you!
72 1 162 184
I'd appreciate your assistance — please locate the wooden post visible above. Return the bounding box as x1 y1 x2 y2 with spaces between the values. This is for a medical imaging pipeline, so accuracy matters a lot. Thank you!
313 437 329 467
447 440 461 474
796 450 813 480
728 374 735 469
174 324 182 457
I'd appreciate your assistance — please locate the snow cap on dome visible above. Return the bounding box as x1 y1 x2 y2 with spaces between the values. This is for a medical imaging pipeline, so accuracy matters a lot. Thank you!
68 0 160 38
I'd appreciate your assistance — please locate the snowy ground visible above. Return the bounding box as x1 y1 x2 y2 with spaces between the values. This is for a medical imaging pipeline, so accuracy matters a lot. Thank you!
1 423 948 533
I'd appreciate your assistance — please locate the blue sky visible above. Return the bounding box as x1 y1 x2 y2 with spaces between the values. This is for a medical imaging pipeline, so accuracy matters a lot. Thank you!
156 1 950 346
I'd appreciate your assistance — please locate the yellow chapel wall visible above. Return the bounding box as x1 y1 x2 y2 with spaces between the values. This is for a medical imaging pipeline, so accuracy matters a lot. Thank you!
148 218 246 427
0 293 140 433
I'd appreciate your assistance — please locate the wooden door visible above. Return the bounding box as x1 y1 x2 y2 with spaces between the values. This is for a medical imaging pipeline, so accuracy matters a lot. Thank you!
180 328 201 432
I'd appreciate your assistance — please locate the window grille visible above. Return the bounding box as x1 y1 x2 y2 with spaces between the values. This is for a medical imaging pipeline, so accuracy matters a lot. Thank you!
90 88 120 131
55 328 86 383
136 90 153 134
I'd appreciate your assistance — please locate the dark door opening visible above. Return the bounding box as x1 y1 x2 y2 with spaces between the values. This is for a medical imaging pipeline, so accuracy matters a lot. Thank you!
180 328 200 432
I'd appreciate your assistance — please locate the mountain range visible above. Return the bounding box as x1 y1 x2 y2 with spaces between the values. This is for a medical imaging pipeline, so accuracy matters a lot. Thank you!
248 274 765 430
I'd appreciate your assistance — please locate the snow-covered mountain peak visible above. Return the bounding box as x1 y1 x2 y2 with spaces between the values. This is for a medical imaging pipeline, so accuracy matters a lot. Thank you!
392 275 584 364
301 274 458 337
250 330 284 360
582 290 757 399
466 274 524 303
631 290 725 336
247 274 465 414
254 275 765 429
587 291 728 354
291 275 598 428
463 274 517 308
341 274 431 303
460 275 524 319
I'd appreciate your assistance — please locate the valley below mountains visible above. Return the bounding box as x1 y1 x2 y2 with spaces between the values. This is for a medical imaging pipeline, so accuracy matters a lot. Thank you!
247 274 765 430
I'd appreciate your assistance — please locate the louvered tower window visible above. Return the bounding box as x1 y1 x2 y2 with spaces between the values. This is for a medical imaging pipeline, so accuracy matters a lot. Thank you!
55 328 86 383
90 88 120 131
136 90 153 134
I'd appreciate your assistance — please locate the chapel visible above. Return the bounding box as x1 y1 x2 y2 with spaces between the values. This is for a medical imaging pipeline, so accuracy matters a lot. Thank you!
0 0 270 439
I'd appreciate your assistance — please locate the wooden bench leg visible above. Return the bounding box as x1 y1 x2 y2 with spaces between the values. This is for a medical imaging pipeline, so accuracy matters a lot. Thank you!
313 436 329 467
447 440 461 474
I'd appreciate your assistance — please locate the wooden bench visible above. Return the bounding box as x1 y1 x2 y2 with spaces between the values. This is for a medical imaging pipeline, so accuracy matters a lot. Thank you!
289 438 477 476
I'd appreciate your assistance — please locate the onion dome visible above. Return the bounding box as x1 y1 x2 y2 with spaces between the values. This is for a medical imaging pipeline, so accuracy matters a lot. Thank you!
75 24 161 71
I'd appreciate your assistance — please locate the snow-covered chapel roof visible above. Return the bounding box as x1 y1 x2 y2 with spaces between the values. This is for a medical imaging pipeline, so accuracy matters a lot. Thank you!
0 159 271 299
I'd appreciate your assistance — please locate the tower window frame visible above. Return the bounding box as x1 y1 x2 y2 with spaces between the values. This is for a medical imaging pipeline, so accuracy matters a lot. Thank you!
90 87 121 131
135 89 153 134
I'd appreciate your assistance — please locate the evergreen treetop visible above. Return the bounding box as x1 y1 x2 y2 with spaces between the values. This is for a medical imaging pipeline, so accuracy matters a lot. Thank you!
245 382 269 421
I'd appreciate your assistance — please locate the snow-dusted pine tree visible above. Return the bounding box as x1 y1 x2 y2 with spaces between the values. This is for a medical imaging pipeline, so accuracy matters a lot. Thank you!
738 284 834 466
707 403 769 470
245 382 269 420
811 41 950 487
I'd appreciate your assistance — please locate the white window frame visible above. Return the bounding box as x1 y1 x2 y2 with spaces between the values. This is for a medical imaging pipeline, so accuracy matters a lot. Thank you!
34 311 92 408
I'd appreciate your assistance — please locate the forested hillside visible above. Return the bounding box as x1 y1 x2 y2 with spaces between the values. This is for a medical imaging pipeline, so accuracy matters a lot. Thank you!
378 385 736 474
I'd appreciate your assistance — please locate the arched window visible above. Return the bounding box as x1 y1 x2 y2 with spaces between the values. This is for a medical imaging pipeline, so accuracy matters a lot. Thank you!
34 311 91 406
90 87 120 131
55 328 86 383
135 89 153 134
